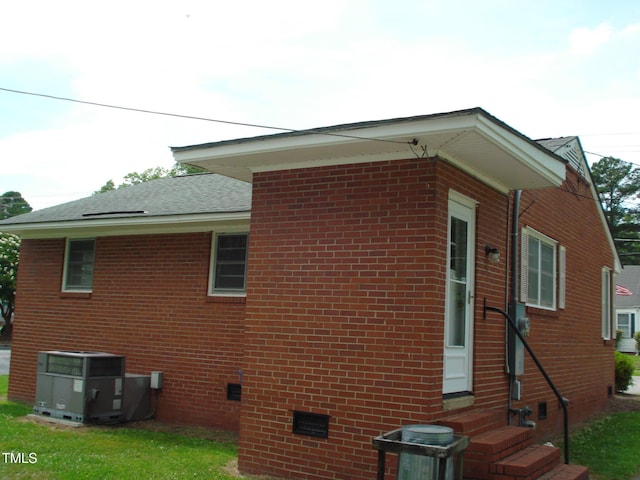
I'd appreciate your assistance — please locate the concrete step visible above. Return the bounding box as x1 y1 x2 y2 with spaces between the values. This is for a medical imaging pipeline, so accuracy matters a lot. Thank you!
490 444 561 480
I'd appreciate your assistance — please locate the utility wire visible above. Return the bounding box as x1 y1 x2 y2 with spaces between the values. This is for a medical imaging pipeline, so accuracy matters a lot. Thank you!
0 86 410 146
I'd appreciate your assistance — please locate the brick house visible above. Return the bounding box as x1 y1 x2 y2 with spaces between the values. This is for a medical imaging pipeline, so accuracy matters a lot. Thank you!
0 108 619 479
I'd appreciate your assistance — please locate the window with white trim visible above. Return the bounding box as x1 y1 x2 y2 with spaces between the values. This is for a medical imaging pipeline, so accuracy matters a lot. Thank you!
521 228 560 310
602 268 613 340
210 233 249 294
617 312 634 339
63 238 96 292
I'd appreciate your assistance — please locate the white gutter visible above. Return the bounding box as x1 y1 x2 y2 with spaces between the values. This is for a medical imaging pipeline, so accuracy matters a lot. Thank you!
0 211 251 239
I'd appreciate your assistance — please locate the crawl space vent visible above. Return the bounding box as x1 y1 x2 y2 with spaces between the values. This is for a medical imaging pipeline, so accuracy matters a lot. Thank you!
227 383 242 401
292 411 329 438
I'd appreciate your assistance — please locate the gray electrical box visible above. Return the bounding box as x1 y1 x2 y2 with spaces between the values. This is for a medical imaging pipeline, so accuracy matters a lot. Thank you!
124 373 151 421
34 351 125 423
507 304 527 376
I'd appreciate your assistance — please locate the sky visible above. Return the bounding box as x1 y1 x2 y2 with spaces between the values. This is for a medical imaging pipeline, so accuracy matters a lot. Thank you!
1 0 639 211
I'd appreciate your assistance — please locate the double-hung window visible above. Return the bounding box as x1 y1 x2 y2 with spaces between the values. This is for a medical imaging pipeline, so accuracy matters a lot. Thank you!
617 312 634 339
210 233 249 295
521 228 560 310
63 238 96 292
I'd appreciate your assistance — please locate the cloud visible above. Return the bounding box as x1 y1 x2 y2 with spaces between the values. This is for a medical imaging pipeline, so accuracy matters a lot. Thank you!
568 23 613 55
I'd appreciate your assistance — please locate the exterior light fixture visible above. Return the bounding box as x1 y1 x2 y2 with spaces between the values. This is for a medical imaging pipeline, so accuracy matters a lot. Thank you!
485 245 500 264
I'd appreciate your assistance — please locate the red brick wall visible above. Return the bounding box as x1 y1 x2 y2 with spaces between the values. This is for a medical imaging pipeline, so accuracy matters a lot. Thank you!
9 232 245 430
512 167 616 438
7 158 615 479
239 158 512 479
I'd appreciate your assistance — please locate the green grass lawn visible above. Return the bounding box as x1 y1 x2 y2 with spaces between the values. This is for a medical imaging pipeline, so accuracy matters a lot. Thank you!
0 375 239 479
0 374 7 396
632 355 640 376
567 412 640 479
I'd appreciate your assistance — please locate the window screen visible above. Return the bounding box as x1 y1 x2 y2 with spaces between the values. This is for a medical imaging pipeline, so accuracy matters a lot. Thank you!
212 234 248 292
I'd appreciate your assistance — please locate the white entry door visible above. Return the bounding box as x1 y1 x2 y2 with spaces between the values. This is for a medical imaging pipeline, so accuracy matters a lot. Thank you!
443 192 476 395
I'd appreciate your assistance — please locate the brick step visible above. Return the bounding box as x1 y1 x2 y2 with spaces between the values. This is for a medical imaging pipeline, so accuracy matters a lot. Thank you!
538 464 590 480
468 426 535 461
490 444 561 480
462 426 536 479
438 409 505 436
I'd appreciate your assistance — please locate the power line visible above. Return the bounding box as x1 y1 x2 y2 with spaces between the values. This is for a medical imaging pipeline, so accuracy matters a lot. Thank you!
0 86 409 146
580 131 640 137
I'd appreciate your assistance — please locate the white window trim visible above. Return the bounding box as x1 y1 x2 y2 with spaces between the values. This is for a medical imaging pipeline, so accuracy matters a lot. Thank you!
602 267 613 340
208 231 249 297
62 238 96 293
558 246 566 310
616 310 634 339
520 227 559 311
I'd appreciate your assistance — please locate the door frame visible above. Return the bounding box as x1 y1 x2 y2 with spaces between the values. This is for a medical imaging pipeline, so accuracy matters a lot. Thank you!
443 190 477 395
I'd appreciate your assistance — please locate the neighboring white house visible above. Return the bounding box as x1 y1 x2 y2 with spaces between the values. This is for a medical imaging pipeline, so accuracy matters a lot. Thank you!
616 265 640 353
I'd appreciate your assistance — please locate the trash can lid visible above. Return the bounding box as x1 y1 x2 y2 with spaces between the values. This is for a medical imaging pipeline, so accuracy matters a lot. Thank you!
402 425 454 445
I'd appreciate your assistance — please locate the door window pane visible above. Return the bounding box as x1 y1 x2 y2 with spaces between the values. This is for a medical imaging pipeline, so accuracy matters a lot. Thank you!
450 217 468 281
448 216 468 347
448 281 466 346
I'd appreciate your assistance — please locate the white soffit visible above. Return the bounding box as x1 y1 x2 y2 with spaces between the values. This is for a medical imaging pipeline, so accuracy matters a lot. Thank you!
172 110 566 192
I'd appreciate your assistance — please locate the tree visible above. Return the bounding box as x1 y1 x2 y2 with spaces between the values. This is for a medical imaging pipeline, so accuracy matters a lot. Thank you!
1 191 32 219
94 162 204 194
0 233 20 338
590 156 640 264
0 191 31 338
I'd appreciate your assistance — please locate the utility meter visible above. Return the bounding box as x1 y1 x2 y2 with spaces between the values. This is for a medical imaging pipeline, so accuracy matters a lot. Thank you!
518 317 530 337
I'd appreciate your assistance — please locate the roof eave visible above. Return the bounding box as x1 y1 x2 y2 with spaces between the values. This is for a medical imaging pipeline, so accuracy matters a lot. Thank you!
172 109 566 192
0 211 251 239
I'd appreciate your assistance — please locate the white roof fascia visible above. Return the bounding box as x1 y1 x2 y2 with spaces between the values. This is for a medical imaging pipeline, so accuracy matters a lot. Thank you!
173 110 566 191
1 211 251 239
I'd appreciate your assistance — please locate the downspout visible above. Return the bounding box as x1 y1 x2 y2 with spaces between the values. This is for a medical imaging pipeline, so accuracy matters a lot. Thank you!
511 190 521 325
507 190 522 425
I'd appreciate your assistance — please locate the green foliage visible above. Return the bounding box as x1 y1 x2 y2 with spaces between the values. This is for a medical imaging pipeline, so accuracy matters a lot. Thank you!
0 191 31 338
0 191 32 220
0 233 20 337
635 331 640 353
615 351 635 392
591 156 640 265
94 162 205 194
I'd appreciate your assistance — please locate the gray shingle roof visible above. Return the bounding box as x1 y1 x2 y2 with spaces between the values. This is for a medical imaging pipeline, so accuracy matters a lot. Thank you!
0 173 251 226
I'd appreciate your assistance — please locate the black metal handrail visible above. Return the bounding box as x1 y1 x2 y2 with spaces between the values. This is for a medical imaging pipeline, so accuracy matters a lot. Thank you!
483 299 570 464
